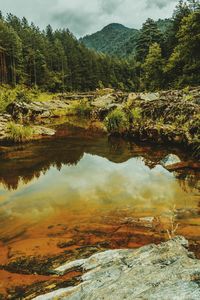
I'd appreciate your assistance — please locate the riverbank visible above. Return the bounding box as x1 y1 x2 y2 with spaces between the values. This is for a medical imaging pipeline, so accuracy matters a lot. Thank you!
0 87 199 158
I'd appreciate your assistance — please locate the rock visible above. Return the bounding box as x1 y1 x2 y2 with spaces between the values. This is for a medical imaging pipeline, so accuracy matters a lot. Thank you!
160 154 181 168
91 94 121 119
140 92 160 102
33 236 200 300
33 126 55 136
6 100 70 121
0 114 55 142
0 114 12 141
127 93 140 102
91 94 116 109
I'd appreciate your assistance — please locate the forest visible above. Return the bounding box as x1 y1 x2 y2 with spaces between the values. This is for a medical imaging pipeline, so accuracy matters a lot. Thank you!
0 0 200 92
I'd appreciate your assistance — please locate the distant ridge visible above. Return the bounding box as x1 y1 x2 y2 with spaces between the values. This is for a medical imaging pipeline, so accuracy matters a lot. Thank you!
80 23 139 57
80 19 172 57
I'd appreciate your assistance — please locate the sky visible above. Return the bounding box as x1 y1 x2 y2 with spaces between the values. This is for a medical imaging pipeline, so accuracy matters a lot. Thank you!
0 0 178 37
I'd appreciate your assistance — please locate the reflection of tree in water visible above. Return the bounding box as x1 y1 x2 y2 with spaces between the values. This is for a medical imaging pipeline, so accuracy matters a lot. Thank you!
0 139 85 190
0 132 198 191
175 170 200 194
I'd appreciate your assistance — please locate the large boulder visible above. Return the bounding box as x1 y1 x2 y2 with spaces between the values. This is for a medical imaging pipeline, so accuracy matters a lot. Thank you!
91 94 116 109
34 236 200 300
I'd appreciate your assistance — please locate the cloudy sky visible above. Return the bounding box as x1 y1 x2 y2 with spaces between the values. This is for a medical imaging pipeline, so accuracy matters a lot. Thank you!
0 0 178 37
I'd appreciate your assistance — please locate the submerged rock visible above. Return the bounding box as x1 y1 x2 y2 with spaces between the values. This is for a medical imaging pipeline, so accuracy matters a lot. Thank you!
160 154 181 168
34 236 200 300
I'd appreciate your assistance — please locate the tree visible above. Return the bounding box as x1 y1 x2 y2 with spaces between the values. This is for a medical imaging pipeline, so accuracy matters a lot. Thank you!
142 43 164 90
187 0 200 11
135 18 163 62
165 10 200 86
0 20 22 85
166 0 191 53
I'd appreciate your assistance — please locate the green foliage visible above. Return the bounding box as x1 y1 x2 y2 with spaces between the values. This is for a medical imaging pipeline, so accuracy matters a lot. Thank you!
80 23 139 58
0 1 200 92
164 2 200 87
104 109 129 133
72 100 93 116
0 15 138 92
0 85 39 112
80 20 171 58
131 107 142 122
135 19 163 62
7 122 34 142
182 86 190 94
142 43 164 90
184 94 194 101
0 86 16 112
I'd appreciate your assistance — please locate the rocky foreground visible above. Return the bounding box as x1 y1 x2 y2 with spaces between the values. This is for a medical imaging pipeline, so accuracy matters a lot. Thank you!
33 236 200 300
0 87 199 157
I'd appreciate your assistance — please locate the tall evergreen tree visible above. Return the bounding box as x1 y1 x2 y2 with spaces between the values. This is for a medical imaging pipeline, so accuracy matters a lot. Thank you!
135 18 163 62
142 43 164 90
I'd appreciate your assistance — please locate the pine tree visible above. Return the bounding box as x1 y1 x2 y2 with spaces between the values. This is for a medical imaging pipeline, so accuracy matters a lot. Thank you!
135 18 163 62
165 8 200 87
142 43 164 90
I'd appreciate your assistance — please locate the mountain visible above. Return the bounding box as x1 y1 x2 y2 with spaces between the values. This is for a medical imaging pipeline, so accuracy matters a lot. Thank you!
80 23 139 57
80 19 173 58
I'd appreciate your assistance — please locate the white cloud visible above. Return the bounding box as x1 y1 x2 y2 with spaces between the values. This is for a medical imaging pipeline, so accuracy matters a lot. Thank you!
0 0 178 37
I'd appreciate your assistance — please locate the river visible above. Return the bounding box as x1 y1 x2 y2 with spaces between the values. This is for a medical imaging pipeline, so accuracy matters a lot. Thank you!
0 118 199 299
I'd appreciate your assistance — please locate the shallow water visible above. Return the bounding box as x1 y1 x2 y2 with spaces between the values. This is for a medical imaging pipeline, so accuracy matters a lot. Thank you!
0 119 199 298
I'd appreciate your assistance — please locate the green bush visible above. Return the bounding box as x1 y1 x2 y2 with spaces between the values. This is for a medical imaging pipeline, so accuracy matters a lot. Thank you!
73 99 92 116
131 107 142 122
0 85 40 113
7 122 34 143
104 108 129 133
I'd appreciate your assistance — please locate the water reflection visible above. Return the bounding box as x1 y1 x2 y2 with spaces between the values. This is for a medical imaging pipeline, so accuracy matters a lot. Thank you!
0 122 199 192
0 120 199 297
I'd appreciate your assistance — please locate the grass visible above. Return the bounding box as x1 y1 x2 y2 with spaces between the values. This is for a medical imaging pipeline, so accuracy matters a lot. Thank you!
0 85 58 114
104 108 129 133
72 99 92 116
51 108 70 117
131 107 142 122
0 85 41 113
7 122 34 143
37 92 56 102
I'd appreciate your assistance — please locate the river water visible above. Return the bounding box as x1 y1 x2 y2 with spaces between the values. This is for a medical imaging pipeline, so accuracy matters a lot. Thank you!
0 118 199 298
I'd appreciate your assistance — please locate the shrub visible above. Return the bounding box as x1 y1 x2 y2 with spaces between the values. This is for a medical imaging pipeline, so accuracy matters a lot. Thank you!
72 99 92 116
184 94 194 102
0 85 41 113
182 86 190 95
7 122 34 143
104 108 129 133
0 85 16 112
131 107 142 122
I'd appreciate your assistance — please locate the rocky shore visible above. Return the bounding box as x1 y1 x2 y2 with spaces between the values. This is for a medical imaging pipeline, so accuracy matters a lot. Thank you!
0 113 55 143
0 87 199 157
32 236 200 300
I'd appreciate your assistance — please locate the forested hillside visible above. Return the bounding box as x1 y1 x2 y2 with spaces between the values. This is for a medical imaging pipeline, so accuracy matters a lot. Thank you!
80 19 172 58
0 15 135 91
80 23 139 57
0 0 200 92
